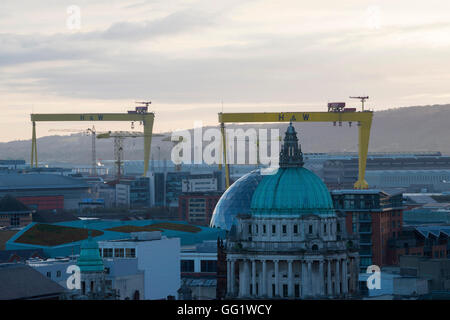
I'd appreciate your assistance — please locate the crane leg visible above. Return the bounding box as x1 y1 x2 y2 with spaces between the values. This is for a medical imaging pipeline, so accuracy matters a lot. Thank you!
143 116 154 176
31 121 37 167
354 120 372 190
220 122 230 189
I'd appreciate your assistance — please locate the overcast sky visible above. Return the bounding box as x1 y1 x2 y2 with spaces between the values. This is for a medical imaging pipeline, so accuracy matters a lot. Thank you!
1 0 450 142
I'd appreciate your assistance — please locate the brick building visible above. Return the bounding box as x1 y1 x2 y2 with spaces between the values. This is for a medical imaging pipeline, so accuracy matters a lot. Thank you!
0 195 33 229
331 189 404 269
388 226 450 265
178 192 222 226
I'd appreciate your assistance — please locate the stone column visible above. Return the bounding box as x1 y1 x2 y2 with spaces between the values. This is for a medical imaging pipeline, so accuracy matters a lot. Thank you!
342 259 348 294
307 261 312 296
348 258 352 293
251 259 256 296
274 260 279 297
319 260 325 296
301 261 307 298
230 259 235 296
227 260 231 294
288 260 293 297
239 261 244 297
244 260 250 296
262 260 267 297
327 259 332 296
335 259 341 296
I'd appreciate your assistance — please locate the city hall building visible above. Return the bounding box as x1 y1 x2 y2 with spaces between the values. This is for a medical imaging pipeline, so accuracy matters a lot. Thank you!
225 123 360 299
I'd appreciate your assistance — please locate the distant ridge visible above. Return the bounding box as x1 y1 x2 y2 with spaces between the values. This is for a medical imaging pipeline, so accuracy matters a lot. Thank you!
1 104 449 164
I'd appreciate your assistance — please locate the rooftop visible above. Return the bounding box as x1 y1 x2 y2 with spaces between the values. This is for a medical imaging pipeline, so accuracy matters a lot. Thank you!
0 263 65 300
7 219 226 257
0 173 89 191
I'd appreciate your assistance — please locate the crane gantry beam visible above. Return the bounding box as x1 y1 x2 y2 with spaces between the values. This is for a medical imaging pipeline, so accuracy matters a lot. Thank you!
30 111 155 176
218 110 373 190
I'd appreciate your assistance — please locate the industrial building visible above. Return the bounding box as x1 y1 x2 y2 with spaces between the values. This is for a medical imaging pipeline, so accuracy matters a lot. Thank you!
0 195 33 229
323 152 450 191
0 173 90 210
388 225 450 264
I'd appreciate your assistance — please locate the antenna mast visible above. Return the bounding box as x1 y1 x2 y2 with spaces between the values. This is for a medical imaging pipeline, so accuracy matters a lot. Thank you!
349 96 369 111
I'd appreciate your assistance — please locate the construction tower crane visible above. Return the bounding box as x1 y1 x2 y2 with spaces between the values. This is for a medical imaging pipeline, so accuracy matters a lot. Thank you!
48 126 98 176
97 131 165 180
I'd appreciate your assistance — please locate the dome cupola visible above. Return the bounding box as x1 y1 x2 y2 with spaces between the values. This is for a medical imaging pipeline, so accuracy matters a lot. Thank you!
250 122 335 218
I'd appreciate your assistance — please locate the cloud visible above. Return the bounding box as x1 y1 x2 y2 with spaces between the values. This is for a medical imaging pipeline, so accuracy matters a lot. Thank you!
1 0 450 142
101 9 218 40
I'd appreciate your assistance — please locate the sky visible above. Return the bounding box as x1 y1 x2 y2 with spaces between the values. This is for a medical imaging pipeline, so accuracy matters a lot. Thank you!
1 0 450 142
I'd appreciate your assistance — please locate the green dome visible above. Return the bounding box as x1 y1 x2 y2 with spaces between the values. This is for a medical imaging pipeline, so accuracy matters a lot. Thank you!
251 167 335 217
77 232 104 273
250 122 335 218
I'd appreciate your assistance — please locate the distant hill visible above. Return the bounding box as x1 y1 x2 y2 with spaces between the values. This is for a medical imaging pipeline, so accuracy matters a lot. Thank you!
1 104 449 164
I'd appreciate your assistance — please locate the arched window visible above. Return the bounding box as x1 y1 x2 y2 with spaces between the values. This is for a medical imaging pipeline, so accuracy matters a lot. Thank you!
312 244 318 251
133 290 140 300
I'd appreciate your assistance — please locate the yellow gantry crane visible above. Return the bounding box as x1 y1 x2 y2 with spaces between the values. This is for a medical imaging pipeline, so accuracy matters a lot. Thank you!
30 102 155 176
218 101 374 190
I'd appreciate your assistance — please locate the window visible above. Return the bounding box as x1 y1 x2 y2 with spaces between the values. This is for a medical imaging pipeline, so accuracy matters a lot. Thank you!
56 270 61 278
309 225 313 234
103 248 113 258
272 225 276 234
337 223 341 232
114 248 124 258
263 225 267 234
293 225 298 234
255 224 259 234
295 284 300 298
282 225 287 234
324 224 327 233
125 248 136 258
283 284 288 297
181 260 195 272
248 224 252 235
46 272 51 278
201 260 216 273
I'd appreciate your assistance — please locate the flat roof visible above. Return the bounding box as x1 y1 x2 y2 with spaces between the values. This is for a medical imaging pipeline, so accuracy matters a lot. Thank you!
7 219 226 257
0 173 88 191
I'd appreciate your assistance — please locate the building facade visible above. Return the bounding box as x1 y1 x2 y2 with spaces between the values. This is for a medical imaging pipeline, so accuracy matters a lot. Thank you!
226 123 359 299
332 189 404 269
178 192 222 225
98 231 180 300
